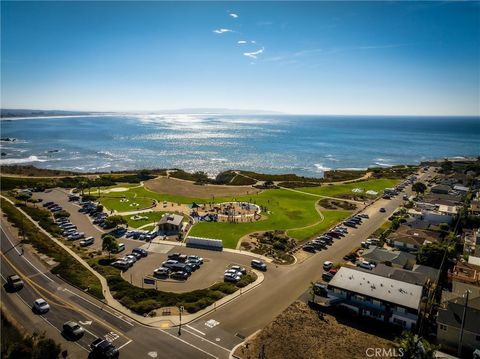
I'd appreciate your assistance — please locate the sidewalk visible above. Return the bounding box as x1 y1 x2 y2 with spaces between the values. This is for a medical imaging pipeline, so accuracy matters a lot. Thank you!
1 195 265 327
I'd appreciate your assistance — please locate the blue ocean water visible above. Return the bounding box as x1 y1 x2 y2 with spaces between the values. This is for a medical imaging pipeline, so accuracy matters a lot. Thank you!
1 114 479 177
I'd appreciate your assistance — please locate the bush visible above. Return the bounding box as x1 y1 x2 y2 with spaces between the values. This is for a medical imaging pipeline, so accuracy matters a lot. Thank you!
53 210 70 219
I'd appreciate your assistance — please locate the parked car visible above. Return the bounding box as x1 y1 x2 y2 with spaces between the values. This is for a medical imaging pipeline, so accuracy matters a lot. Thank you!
168 252 182 260
162 260 179 269
132 247 148 257
185 260 199 271
90 338 119 359
187 255 203 264
125 254 138 263
79 236 94 247
42 201 54 208
111 260 131 270
7 274 24 291
33 298 50 314
327 231 342 238
303 245 316 253
357 260 375 270
129 252 142 260
170 271 188 281
153 267 170 277
379 207 386 213
343 221 357 228
67 232 85 241
251 259 267 271
112 243 125 253
170 263 192 275
225 268 243 277
358 213 369 219
224 272 241 283
323 261 333 271
62 321 85 339
230 265 247 275
322 271 334 282
366 238 380 246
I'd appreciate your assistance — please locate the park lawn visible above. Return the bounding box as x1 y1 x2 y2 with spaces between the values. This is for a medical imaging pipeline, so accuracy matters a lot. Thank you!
100 195 156 212
296 179 401 198
286 210 351 241
189 188 336 248
122 211 166 228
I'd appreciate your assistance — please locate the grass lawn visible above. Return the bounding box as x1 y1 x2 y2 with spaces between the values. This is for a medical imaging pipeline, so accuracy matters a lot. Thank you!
295 179 401 198
286 210 351 240
189 189 352 248
99 185 353 248
100 195 156 212
122 211 166 228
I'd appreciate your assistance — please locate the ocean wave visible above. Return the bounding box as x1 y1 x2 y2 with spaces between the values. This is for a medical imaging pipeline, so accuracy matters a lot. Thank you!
373 162 393 167
338 167 368 171
0 155 48 165
314 163 331 172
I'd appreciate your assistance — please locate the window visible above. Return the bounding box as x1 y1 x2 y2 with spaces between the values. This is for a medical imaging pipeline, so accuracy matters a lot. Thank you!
372 299 382 307
439 324 447 331
355 295 365 301
396 306 406 314
393 318 407 327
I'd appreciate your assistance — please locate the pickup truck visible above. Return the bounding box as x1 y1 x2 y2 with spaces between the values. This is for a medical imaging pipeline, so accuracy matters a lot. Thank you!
90 338 119 359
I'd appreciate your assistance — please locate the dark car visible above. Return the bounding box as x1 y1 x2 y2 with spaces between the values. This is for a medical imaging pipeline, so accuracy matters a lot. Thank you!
327 231 342 238
251 259 267 271
343 221 357 228
7 274 24 291
303 245 316 253
132 247 148 257
90 338 119 359
322 272 334 282
170 271 188 281
168 252 182 260
379 207 386 213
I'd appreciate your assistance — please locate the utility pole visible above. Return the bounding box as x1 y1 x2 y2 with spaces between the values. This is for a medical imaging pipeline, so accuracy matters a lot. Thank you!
457 290 470 358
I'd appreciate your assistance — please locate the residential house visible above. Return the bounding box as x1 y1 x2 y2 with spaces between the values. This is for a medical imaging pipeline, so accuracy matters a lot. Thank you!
356 263 439 286
407 208 454 225
470 192 480 215
437 296 480 357
362 247 416 269
453 184 469 194
327 267 424 330
446 262 480 300
432 184 452 195
158 213 183 234
388 225 441 252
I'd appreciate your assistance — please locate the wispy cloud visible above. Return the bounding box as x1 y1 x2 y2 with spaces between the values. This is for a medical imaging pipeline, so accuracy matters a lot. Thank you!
237 40 247 44
213 28 232 34
229 13 239 19
244 47 265 59
326 43 407 54
251 40 256 44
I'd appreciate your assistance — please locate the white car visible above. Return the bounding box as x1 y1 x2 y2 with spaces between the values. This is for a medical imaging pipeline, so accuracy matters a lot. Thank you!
323 261 333 271
124 254 137 263
33 298 50 314
225 269 243 276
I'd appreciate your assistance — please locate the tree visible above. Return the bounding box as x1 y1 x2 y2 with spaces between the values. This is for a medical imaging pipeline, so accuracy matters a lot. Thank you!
104 215 126 229
32 337 61 359
416 242 455 269
440 160 453 173
412 182 427 195
396 331 437 359
96 204 104 213
53 210 70 219
102 235 118 258
15 193 31 205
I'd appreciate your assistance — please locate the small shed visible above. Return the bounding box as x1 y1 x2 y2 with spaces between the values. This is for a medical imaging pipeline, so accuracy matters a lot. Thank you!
186 236 223 251
158 213 183 234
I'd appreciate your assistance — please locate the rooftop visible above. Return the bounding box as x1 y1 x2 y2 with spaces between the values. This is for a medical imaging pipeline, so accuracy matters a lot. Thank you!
328 267 424 310
438 296 480 333
158 213 183 226
449 262 480 285
388 225 441 246
362 247 416 267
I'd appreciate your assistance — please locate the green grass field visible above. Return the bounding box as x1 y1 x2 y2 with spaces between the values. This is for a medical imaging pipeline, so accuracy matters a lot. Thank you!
122 211 166 228
100 195 156 212
295 179 401 198
98 178 400 248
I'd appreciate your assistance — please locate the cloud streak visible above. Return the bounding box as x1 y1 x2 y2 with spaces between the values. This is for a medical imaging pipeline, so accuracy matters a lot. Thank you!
237 40 247 44
229 13 239 18
213 28 232 34
244 47 265 59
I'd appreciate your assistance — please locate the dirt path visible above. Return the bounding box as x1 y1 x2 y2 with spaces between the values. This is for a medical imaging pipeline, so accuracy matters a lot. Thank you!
279 186 364 204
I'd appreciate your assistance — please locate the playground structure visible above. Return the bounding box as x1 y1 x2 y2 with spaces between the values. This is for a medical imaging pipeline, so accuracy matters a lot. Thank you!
190 202 262 223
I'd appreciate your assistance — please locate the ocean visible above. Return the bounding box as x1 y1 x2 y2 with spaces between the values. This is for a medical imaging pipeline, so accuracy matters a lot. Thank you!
1 114 479 177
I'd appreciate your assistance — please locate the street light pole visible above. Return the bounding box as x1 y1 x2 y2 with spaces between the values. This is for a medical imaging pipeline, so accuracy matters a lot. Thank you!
178 305 184 336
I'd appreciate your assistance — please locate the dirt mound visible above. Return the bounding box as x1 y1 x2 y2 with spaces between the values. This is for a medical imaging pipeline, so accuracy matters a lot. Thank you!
144 176 260 199
235 301 395 359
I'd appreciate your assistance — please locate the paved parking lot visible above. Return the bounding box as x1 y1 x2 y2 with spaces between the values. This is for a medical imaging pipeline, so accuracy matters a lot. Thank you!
118 244 257 293
33 188 264 293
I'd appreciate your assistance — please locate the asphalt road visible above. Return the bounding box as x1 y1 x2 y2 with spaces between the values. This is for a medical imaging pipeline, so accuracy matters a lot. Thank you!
1 168 433 358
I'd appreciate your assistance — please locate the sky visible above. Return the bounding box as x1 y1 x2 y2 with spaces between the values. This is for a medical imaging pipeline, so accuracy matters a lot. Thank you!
1 1 479 116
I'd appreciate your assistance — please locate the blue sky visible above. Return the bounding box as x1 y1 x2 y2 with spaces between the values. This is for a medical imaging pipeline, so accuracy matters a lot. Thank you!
1 1 479 115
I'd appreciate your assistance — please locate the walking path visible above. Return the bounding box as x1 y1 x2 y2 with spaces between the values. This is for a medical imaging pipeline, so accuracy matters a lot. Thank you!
279 186 364 205
0 194 265 327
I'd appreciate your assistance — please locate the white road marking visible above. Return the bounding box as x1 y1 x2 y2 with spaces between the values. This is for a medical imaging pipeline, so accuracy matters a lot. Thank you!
117 339 133 350
147 352 158 358
158 329 219 359
185 324 205 336
79 320 93 326
105 331 120 343
1 228 54 282
205 319 219 328
181 328 230 353
62 288 134 327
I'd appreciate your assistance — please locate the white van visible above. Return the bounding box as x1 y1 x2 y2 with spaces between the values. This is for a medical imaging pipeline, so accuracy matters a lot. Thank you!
113 243 125 253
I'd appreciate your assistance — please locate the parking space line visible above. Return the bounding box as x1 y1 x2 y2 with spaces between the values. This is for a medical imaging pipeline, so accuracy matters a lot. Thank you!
186 324 205 336
117 339 133 350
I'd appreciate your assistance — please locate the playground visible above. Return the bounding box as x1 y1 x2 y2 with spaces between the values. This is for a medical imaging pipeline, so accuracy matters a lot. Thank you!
190 201 262 223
